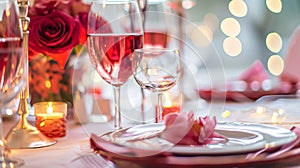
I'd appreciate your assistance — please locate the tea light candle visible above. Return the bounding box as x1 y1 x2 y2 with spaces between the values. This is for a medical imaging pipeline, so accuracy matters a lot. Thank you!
34 102 67 138
162 88 182 118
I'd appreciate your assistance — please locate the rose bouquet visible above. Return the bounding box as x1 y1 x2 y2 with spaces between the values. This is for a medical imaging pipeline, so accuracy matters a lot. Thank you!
28 0 90 105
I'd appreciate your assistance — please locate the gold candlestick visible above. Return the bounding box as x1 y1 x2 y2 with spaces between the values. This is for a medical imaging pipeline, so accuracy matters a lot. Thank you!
5 0 56 148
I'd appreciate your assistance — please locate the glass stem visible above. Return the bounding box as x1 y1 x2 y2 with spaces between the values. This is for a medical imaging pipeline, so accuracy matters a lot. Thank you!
141 88 146 124
0 108 5 156
113 86 121 129
155 92 163 123
0 108 4 158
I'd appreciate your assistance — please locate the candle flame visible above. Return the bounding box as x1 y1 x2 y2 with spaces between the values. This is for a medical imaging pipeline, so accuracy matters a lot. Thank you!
163 93 173 107
47 102 53 114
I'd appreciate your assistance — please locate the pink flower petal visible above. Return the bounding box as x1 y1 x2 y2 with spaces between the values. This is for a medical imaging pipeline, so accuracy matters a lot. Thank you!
161 112 195 145
161 112 217 145
198 116 217 143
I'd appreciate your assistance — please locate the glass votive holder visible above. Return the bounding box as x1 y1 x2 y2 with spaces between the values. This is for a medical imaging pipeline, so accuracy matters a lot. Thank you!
162 84 182 118
34 101 67 138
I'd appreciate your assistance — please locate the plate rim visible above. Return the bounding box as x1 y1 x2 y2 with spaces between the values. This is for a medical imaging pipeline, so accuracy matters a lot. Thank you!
101 121 297 155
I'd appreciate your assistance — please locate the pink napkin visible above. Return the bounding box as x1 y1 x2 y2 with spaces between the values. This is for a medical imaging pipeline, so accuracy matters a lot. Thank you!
239 25 300 87
246 126 300 160
240 25 300 85
198 57 299 102
239 60 269 83
281 25 300 84
238 60 296 93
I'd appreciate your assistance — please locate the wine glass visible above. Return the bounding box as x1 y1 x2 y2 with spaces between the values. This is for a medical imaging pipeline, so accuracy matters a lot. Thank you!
138 0 174 124
132 48 182 122
0 0 26 166
144 0 173 49
87 0 143 129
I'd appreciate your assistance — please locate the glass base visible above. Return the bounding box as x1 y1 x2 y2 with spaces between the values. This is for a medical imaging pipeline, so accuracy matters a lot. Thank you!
0 155 24 168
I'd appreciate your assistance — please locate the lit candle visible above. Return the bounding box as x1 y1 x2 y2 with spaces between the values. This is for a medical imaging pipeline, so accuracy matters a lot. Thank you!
162 87 182 118
34 102 67 138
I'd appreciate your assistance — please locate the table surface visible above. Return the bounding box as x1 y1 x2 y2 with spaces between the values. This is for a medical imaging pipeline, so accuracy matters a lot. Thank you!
4 99 300 168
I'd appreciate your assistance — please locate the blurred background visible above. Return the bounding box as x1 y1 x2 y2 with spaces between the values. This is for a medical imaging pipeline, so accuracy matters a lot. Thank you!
180 0 300 75
72 0 300 123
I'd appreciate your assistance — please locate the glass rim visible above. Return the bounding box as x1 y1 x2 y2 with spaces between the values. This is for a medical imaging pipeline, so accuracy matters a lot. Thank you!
134 48 180 53
33 101 67 107
91 0 138 4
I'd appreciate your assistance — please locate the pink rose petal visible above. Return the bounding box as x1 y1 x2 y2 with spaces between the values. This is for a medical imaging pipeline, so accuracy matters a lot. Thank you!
161 112 218 145
161 111 195 145
198 116 217 143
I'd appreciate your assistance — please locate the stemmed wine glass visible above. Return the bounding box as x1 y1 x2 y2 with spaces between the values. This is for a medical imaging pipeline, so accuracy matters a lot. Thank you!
138 0 175 124
143 0 172 49
132 48 182 122
87 0 143 129
0 0 26 166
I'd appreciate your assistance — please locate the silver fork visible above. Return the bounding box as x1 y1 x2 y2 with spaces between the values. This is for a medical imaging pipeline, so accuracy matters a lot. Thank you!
77 154 115 168
71 141 115 168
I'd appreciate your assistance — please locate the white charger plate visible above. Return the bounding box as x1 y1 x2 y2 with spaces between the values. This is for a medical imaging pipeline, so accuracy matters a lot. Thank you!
102 122 297 155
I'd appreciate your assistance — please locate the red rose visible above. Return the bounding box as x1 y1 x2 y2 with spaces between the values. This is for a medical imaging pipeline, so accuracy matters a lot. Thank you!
76 12 88 31
29 10 86 67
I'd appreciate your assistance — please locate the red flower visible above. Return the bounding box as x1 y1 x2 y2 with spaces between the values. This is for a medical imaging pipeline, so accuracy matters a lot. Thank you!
28 10 86 67
29 0 70 16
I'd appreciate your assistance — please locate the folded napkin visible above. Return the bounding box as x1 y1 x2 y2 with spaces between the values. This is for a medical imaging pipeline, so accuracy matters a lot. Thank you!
246 126 300 160
238 60 297 94
239 60 269 83
198 59 298 102
281 25 300 84
243 26 300 87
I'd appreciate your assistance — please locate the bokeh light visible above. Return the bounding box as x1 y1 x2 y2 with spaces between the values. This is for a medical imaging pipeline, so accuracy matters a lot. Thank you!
266 32 282 53
266 0 282 13
267 55 284 76
223 37 242 57
203 13 219 31
222 110 231 118
228 0 248 17
256 106 266 114
221 17 241 37
182 0 196 9
191 24 213 47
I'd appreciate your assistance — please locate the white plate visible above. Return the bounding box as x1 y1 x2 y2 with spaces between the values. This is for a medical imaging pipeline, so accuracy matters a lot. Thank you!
102 122 297 155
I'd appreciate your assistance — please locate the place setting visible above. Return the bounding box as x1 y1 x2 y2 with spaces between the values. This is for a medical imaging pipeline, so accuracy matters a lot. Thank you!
90 110 300 167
